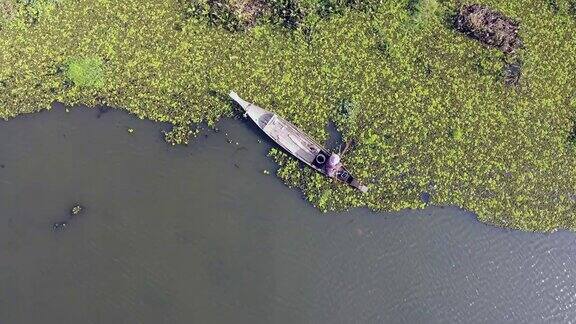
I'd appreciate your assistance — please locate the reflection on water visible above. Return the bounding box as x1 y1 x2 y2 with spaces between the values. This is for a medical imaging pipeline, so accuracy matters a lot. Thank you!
1 105 575 323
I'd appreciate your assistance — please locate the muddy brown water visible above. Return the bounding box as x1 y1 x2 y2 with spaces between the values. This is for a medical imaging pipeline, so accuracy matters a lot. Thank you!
1 104 576 323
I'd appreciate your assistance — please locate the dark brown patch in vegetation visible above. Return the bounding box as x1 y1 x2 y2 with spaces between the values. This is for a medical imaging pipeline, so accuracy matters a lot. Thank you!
455 4 522 54
549 0 561 13
188 0 306 31
228 0 271 28
270 0 303 29
187 0 273 31
549 0 576 18
568 119 576 146
503 59 522 86
0 0 17 23
187 0 377 31
571 1 576 17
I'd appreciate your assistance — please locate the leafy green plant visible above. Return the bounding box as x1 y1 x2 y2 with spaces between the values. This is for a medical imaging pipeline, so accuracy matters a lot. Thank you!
65 57 104 89
451 127 463 142
0 0 18 26
16 0 62 25
163 124 195 145
408 0 440 26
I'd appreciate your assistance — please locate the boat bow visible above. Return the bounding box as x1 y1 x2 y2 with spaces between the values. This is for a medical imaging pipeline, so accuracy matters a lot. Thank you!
229 91 251 111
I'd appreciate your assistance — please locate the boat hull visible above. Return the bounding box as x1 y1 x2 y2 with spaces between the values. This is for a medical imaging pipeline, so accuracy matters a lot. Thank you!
229 91 368 193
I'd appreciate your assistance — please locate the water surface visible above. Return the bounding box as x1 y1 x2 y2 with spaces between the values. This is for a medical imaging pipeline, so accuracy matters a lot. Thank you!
1 105 575 323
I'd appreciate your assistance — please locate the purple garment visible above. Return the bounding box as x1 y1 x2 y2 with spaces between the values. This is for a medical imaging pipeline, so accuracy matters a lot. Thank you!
326 153 342 177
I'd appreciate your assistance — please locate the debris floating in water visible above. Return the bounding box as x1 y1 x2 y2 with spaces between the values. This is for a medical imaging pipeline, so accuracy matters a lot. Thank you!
455 4 522 54
127 128 134 134
53 204 85 231
52 221 68 231
70 204 84 216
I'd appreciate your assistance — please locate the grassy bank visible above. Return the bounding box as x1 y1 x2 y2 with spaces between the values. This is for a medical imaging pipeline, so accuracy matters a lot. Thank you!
1 0 575 231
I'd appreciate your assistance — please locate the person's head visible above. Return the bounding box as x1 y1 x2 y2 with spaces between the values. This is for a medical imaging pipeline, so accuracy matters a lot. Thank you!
328 153 340 166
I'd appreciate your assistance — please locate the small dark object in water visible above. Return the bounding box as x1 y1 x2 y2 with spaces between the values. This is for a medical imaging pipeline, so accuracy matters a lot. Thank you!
0 164 4 168
53 221 68 231
226 139 232 144
70 204 84 216
420 192 431 204
234 163 240 168
97 106 109 118
504 60 522 86
455 4 522 53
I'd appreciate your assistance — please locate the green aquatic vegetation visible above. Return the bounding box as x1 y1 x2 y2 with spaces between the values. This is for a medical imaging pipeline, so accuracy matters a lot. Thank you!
333 98 361 142
451 127 463 142
313 0 376 18
163 124 195 145
19 0 62 24
408 0 440 26
0 0 61 27
65 57 104 89
0 0 18 26
548 0 576 17
1 0 576 232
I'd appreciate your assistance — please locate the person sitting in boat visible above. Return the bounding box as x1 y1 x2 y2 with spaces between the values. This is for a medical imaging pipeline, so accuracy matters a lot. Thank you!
325 153 343 178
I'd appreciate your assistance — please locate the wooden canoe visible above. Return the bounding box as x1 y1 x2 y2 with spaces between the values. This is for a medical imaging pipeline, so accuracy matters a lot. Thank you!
229 91 368 193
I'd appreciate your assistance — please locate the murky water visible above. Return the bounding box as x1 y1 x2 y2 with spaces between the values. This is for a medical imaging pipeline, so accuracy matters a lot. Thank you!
1 104 576 323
